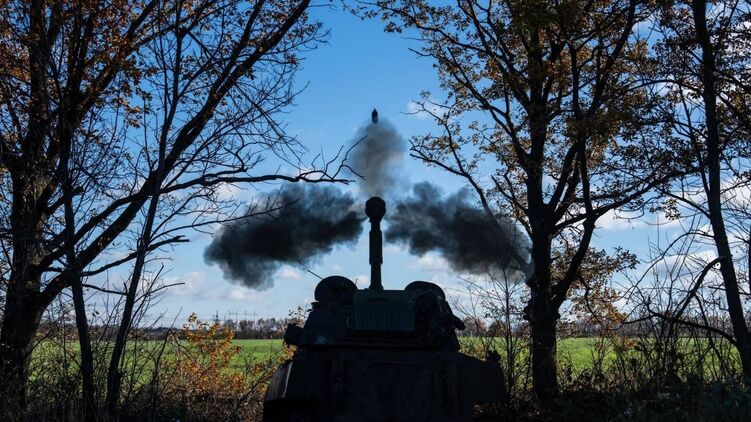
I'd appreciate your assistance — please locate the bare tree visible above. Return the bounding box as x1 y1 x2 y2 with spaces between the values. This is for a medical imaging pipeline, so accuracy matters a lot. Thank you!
0 0 349 412
357 0 682 400
457 271 530 399
642 0 751 382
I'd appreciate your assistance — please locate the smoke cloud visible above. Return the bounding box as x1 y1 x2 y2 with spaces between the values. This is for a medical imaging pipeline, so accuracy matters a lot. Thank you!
387 182 530 275
204 184 363 290
205 112 532 289
348 118 407 198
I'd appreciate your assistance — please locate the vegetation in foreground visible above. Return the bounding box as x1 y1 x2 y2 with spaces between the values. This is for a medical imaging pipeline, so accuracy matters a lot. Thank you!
16 315 751 421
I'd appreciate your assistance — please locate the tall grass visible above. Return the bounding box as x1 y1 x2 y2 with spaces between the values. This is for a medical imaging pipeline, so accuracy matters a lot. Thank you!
19 315 288 421
16 319 751 421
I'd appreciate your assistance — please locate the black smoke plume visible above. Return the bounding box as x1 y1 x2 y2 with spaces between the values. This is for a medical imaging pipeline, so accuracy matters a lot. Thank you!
204 184 363 290
387 182 530 275
348 118 406 197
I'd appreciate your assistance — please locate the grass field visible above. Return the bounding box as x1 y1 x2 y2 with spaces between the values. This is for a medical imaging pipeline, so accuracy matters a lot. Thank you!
31 337 601 374
229 336 740 372
27 335 748 421
33 336 739 379
31 338 287 379
229 337 616 370
231 339 285 358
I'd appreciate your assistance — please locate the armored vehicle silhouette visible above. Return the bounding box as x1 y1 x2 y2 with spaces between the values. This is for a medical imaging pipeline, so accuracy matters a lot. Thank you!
263 197 505 421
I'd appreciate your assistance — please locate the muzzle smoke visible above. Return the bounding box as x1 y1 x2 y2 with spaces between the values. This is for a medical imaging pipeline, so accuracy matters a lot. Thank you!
387 182 529 275
205 112 530 290
204 184 363 289
348 118 406 198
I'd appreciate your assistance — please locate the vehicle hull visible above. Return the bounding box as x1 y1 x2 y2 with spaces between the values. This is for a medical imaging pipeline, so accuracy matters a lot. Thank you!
263 347 505 422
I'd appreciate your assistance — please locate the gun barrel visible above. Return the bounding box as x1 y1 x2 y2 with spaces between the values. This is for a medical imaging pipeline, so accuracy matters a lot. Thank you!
365 197 386 290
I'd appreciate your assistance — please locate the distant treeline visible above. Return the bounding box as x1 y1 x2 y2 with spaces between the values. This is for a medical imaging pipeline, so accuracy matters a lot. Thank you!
457 315 743 339
33 316 305 341
26 313 742 342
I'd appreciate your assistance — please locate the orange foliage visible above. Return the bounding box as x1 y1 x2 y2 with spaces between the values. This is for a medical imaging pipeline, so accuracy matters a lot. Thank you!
161 313 292 421
170 313 248 397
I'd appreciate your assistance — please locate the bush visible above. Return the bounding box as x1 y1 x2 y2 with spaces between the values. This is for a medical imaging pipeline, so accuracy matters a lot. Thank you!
122 313 289 421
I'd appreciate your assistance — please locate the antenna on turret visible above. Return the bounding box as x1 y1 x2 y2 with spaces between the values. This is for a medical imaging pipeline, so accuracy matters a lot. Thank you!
365 197 386 290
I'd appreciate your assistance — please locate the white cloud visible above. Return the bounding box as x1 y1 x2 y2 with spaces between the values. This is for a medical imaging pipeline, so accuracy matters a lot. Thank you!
161 271 269 303
650 211 683 229
405 100 447 120
217 282 280 303
408 253 450 272
384 244 403 254
596 209 646 231
352 274 369 288
164 271 206 297
278 266 302 280
215 182 243 201
228 289 249 301
651 249 719 289
722 175 751 209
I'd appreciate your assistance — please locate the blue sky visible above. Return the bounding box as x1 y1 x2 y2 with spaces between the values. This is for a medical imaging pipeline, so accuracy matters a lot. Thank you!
144 5 457 323
137 5 676 325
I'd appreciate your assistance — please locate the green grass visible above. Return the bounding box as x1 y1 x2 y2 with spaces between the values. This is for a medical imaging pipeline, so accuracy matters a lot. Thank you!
231 339 284 357
32 336 740 377
229 339 286 368
557 337 606 369
25 336 748 421
230 337 613 370
30 338 284 371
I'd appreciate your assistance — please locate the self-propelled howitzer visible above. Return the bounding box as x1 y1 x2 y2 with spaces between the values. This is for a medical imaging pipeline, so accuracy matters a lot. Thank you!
263 197 505 422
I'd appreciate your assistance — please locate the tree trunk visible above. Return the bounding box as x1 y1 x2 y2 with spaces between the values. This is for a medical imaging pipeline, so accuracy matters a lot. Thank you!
64 176 98 420
71 282 98 421
0 289 45 413
106 128 166 417
692 0 751 383
526 224 559 402
104 247 147 417
530 312 558 402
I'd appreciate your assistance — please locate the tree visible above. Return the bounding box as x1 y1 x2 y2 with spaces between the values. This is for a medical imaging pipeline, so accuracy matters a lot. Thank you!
645 0 751 382
359 0 681 400
0 0 344 413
